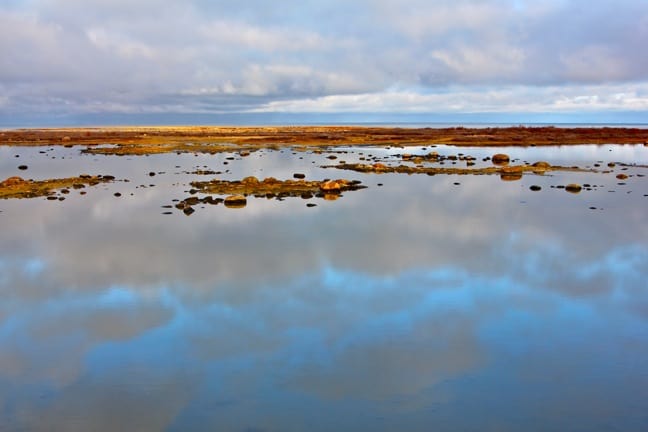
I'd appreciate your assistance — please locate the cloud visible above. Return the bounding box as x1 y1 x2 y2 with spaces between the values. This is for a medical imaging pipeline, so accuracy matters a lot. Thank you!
254 83 648 113
0 0 647 121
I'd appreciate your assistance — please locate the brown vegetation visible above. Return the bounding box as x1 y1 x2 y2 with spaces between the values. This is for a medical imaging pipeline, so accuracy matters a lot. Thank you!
1 126 646 156
0 175 114 199
324 162 591 177
189 176 365 197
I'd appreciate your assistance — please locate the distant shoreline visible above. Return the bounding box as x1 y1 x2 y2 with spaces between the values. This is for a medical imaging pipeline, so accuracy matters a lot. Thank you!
1 126 647 155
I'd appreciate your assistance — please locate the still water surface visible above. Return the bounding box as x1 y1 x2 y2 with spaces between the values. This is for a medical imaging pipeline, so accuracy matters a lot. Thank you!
1 144 647 431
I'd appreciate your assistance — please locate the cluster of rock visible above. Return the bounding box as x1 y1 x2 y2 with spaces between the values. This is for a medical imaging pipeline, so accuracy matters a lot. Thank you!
172 176 366 213
320 151 594 181
0 174 114 199
325 160 568 178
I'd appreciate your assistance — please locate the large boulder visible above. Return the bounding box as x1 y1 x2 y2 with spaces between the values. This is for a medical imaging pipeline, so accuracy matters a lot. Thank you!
491 153 510 165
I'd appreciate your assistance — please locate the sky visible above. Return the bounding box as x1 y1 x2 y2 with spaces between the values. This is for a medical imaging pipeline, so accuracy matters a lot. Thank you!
1 0 647 126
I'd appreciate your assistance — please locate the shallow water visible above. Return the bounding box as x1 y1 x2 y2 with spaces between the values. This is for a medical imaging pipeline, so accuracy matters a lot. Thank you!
1 144 647 431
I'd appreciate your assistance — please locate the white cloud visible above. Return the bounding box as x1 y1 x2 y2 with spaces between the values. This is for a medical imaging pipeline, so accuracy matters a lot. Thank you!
1 0 647 121
253 83 648 113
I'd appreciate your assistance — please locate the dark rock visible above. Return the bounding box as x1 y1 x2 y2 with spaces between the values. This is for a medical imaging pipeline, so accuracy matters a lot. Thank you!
491 154 510 165
293 173 306 179
530 185 542 191
18 165 28 170
224 195 247 208
565 184 582 193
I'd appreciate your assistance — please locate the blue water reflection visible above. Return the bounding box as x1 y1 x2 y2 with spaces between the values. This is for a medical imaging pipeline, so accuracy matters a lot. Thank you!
2 249 647 430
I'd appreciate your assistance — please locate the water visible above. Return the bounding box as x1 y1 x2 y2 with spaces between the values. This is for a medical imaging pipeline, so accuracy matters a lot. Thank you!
1 143 647 431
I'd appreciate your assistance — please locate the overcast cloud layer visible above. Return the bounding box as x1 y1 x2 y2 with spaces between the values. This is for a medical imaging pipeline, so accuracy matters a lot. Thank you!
1 0 647 124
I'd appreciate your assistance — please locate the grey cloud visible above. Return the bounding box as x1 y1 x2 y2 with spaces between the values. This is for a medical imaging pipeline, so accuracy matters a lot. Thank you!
1 0 647 118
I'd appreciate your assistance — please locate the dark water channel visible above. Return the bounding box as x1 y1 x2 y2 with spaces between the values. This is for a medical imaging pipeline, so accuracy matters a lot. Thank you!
1 143 647 431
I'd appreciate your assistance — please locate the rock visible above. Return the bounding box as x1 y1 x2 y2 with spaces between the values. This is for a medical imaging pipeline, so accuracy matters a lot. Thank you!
500 165 523 173
306 203 317 207
565 184 582 193
616 173 629 180
320 180 342 192
61 136 71 142
149 172 156 176
500 165 523 181
242 176 259 185
18 165 28 170
114 192 122 197
530 185 542 191
183 207 195 216
293 173 306 179
500 173 522 181
491 153 510 165
323 193 340 201
224 195 247 208
532 161 551 169
372 163 387 170
1 176 27 187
